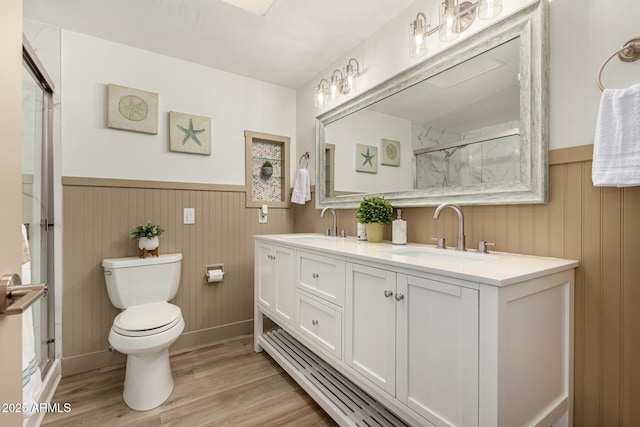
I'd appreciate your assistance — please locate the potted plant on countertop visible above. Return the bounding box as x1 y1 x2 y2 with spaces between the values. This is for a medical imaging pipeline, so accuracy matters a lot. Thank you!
261 161 273 178
129 220 164 258
356 195 393 243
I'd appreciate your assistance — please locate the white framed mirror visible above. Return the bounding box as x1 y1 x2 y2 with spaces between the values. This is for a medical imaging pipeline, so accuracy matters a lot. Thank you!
316 0 548 208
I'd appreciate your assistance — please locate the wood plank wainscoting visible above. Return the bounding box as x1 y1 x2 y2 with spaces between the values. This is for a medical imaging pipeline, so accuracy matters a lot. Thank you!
292 144 640 427
61 178 292 376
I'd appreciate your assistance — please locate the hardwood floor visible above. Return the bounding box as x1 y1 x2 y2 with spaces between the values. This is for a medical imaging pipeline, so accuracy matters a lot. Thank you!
43 334 337 426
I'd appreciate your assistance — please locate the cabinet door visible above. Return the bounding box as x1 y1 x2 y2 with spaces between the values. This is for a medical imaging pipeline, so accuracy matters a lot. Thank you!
345 263 396 396
255 242 273 310
396 274 479 427
273 245 295 323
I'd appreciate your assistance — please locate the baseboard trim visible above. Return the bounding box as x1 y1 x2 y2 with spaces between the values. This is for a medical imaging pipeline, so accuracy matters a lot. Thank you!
61 319 262 377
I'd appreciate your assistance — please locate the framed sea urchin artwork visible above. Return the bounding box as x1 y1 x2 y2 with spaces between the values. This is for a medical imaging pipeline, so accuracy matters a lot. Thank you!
107 84 158 134
380 138 400 166
169 111 212 156
355 144 377 173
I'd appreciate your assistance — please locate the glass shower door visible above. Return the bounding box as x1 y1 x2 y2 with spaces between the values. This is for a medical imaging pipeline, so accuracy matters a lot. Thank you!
22 55 54 375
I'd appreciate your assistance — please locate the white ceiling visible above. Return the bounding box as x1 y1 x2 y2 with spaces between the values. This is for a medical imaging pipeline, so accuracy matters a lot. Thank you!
23 0 416 89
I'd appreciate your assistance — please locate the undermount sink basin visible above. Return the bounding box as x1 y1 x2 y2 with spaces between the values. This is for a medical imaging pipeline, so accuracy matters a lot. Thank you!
281 234 331 241
379 247 496 263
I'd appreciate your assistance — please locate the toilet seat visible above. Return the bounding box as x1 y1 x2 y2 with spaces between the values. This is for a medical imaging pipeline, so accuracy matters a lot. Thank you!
113 302 182 337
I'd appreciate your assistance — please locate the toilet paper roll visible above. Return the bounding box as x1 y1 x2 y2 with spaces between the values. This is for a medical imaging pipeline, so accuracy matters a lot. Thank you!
206 269 225 283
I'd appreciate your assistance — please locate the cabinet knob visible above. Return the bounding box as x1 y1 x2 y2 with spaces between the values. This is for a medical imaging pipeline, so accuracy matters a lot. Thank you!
312 319 319 325
312 273 319 279
384 290 393 298
394 293 404 301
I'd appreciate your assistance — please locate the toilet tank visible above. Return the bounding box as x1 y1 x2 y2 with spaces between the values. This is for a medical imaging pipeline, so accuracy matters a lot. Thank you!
102 253 182 309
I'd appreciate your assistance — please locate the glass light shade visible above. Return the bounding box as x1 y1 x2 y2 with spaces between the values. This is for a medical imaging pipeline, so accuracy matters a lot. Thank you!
409 16 428 58
345 61 358 93
439 0 460 42
478 0 503 19
315 83 327 108
330 71 342 99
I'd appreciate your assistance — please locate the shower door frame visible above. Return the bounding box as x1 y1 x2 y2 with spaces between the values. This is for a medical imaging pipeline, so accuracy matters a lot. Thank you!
22 35 55 378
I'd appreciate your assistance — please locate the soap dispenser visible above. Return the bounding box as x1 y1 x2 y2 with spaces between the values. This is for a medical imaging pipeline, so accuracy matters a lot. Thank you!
392 209 407 245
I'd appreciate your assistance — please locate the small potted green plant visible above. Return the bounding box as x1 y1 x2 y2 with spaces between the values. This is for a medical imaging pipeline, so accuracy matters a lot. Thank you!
129 220 164 257
261 161 273 178
356 195 393 243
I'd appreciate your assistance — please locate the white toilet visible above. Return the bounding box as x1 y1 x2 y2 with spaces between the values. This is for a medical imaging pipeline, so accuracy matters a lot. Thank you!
102 253 185 411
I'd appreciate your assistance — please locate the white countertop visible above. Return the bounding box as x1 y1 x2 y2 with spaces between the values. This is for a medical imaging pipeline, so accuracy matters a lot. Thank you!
255 234 579 287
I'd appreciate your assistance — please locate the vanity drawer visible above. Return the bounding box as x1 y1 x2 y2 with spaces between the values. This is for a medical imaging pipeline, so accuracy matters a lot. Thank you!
297 251 345 306
295 292 342 359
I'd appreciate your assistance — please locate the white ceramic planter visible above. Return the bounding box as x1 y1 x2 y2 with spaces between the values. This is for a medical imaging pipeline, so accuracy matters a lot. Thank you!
138 236 159 251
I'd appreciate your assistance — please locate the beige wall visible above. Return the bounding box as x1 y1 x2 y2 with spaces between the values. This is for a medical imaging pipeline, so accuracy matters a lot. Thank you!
294 144 640 426
61 178 293 375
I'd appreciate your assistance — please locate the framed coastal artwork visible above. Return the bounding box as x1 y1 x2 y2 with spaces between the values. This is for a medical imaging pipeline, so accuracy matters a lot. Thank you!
107 84 158 134
380 138 400 166
169 111 212 155
355 144 377 173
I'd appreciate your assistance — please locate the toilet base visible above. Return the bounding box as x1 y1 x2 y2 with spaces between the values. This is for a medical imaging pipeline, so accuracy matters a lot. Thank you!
123 348 174 411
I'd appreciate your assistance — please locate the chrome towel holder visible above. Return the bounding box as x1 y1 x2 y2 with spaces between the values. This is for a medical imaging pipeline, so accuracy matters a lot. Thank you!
596 37 640 91
299 152 310 168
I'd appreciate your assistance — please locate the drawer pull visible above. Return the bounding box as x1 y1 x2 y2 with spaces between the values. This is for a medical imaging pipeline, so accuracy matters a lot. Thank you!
312 273 320 279
312 319 319 325
394 293 405 301
384 290 393 298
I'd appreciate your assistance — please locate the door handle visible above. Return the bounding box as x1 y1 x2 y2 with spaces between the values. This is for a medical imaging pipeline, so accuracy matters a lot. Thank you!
0 274 47 315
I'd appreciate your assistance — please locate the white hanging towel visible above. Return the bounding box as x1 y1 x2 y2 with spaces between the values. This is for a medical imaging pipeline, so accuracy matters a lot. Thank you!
592 83 640 187
21 224 43 418
291 168 311 204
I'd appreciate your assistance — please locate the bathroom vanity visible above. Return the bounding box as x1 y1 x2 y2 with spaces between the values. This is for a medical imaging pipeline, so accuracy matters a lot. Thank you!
254 234 578 427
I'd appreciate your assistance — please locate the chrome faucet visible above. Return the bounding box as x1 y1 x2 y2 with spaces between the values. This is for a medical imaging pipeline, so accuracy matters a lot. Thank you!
433 203 466 251
321 207 337 237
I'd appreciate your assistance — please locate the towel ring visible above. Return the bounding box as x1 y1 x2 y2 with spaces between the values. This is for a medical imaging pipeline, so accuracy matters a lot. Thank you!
298 152 310 168
596 37 640 91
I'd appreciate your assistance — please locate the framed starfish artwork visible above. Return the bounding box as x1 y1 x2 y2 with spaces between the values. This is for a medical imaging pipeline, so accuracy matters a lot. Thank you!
355 143 377 173
107 84 158 134
169 111 212 156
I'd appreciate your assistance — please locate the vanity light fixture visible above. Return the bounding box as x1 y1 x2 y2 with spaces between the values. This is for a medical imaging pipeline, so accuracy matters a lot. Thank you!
410 0 503 51
409 12 430 58
314 58 360 108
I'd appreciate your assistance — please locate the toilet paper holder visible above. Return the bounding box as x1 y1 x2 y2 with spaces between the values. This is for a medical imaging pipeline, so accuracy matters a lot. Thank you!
204 263 225 283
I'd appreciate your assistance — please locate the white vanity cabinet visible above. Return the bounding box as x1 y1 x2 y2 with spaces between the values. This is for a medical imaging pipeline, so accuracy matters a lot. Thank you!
254 241 295 325
254 235 578 427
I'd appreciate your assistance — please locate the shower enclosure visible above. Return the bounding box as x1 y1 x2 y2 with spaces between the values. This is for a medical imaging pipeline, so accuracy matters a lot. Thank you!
22 39 55 378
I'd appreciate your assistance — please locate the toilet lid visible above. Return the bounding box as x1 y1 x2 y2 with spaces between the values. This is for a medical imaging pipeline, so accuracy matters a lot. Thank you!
113 302 182 337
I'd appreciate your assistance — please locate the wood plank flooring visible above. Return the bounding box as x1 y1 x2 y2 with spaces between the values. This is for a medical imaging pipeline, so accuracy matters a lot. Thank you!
43 334 337 426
